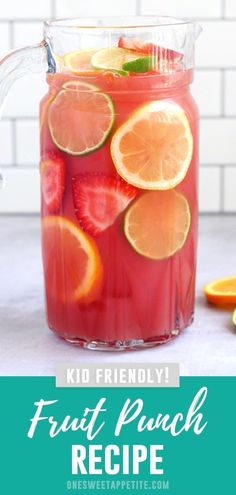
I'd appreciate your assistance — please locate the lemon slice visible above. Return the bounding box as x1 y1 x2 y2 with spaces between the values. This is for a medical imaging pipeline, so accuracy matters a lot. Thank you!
91 47 148 74
111 101 193 190
64 48 98 73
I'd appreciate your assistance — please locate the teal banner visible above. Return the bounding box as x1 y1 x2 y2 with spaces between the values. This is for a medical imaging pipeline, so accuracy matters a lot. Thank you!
0 377 235 494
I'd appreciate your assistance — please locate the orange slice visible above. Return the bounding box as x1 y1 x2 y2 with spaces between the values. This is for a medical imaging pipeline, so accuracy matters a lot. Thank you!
111 101 193 190
64 49 98 74
48 83 115 155
62 80 98 91
204 276 236 306
124 190 191 260
232 308 236 325
42 216 103 303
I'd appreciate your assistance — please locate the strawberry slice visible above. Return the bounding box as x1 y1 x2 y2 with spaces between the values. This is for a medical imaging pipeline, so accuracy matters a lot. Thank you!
40 153 65 213
72 173 137 236
118 37 183 62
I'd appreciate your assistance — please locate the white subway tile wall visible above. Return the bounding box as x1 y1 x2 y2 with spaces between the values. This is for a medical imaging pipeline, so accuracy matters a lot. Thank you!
196 21 236 68
192 70 222 116
225 0 236 18
15 120 40 166
0 0 51 19
200 119 236 164
225 71 236 115
0 0 236 213
13 22 44 48
140 0 223 18
224 166 236 211
0 23 10 58
0 121 13 166
55 0 137 17
199 167 221 212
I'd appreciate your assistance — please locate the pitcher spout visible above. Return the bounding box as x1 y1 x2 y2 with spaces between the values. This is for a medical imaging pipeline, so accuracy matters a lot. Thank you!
193 22 203 41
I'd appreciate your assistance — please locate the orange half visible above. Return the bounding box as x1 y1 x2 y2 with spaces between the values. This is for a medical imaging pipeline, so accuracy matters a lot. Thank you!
111 100 193 190
204 276 236 306
42 216 103 303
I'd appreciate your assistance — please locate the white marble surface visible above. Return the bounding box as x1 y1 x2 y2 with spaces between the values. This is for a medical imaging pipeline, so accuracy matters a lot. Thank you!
0 215 236 376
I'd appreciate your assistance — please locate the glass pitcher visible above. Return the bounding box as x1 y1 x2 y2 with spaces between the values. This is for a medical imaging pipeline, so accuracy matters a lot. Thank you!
0 16 201 350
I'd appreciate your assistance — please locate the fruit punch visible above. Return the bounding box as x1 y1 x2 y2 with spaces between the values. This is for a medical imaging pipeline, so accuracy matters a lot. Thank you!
40 38 199 350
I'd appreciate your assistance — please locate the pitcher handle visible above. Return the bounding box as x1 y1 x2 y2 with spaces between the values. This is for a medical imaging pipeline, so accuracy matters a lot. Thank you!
0 41 54 111
0 40 54 191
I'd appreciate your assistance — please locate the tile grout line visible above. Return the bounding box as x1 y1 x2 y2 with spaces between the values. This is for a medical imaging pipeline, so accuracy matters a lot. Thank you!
200 115 236 120
200 163 235 168
221 0 226 18
219 165 225 212
136 0 141 15
51 0 56 18
0 165 39 169
197 67 236 71
0 18 51 23
8 20 14 50
11 120 17 167
6 21 16 167
200 162 233 168
3 117 39 122
220 69 225 117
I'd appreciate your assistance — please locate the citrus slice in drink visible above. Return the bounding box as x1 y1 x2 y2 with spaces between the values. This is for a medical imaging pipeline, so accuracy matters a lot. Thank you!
48 84 115 155
204 276 236 306
124 190 191 260
111 101 193 190
232 308 236 325
122 56 154 73
62 80 98 91
42 216 103 303
91 47 148 74
64 48 98 74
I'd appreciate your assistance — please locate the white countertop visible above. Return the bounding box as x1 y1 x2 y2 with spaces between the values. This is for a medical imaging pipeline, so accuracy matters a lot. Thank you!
0 215 236 376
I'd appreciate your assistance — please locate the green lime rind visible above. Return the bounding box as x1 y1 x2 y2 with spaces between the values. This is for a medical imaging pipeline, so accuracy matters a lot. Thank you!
232 308 236 326
91 47 148 75
48 89 115 156
122 56 154 73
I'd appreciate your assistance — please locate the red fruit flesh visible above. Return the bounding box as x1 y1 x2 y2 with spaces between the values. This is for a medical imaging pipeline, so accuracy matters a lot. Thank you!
72 173 137 237
41 153 65 213
118 37 183 62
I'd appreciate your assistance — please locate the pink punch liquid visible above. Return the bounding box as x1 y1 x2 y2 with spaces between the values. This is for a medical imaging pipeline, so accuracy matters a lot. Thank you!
40 69 199 349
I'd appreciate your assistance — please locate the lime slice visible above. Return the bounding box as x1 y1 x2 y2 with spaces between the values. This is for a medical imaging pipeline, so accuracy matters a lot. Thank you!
232 309 236 326
122 56 154 73
124 190 190 260
48 87 115 155
91 47 147 75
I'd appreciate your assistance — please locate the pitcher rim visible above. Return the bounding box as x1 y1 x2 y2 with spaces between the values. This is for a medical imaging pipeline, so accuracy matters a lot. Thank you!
44 16 194 30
